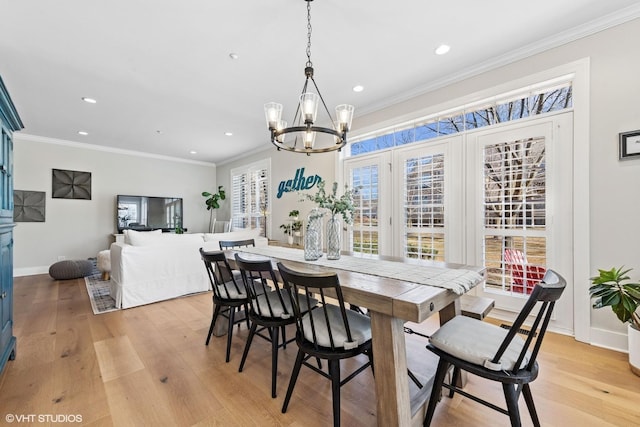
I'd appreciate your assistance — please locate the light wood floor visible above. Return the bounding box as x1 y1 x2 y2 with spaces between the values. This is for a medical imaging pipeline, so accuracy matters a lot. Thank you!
1 274 639 426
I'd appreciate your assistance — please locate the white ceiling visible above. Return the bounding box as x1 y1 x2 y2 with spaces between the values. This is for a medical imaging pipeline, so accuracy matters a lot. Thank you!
1 0 639 164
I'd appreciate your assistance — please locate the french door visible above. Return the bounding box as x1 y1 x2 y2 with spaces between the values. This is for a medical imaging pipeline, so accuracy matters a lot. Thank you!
467 113 573 333
342 113 573 333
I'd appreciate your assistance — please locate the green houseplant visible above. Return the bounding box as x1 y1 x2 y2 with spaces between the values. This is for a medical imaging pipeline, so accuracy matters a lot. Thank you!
202 185 226 233
280 223 293 244
589 266 640 375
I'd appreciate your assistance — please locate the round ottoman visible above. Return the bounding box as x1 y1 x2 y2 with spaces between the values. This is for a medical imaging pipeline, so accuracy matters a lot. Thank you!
97 250 111 280
49 259 94 280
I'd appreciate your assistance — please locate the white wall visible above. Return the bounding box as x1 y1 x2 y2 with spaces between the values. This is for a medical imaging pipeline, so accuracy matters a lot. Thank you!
215 146 335 241
13 136 216 275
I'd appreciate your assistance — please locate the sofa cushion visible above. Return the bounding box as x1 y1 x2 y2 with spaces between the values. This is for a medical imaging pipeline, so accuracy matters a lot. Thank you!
126 230 204 246
124 229 162 245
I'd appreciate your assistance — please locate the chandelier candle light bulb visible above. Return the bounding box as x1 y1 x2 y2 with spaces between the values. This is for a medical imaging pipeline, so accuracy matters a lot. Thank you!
300 93 319 124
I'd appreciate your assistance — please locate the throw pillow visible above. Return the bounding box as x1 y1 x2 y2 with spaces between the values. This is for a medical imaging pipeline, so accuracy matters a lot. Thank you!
126 229 163 246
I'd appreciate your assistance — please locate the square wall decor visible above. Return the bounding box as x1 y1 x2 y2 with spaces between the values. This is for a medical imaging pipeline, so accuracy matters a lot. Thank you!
14 190 46 222
52 169 92 200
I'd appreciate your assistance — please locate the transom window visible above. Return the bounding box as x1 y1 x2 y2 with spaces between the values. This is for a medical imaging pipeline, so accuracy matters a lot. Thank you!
348 82 572 157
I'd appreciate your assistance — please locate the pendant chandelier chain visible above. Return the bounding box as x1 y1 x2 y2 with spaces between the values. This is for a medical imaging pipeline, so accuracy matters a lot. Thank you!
306 0 313 69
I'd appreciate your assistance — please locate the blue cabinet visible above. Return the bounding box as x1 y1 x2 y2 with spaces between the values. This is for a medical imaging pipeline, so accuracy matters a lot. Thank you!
0 76 23 375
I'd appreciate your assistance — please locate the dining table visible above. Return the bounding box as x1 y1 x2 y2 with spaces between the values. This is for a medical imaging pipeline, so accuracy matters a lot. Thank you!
225 245 485 427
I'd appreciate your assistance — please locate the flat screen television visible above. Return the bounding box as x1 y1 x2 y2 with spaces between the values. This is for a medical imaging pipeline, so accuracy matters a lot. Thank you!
116 195 183 233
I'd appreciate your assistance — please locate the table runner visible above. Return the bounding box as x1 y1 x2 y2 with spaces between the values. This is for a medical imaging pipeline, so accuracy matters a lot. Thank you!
235 246 483 295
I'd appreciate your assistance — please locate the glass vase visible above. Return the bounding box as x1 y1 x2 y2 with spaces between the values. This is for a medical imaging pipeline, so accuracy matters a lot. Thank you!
304 208 323 260
326 214 342 260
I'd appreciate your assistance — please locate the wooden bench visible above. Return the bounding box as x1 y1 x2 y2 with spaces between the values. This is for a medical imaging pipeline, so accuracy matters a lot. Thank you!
460 294 495 320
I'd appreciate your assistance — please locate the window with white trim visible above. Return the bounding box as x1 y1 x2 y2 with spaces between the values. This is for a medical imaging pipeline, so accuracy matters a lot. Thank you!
230 159 270 234
348 81 572 157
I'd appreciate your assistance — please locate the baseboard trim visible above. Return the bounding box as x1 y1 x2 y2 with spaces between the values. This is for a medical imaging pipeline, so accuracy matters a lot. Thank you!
14 266 49 277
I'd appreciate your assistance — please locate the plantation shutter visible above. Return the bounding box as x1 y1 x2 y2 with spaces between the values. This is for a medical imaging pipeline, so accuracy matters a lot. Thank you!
231 160 270 233
402 153 445 261
482 136 547 293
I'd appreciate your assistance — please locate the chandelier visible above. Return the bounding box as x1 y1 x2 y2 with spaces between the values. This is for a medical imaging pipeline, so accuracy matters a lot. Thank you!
264 0 354 155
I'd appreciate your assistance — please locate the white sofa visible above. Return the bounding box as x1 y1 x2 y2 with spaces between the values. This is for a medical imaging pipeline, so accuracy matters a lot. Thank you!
109 229 268 309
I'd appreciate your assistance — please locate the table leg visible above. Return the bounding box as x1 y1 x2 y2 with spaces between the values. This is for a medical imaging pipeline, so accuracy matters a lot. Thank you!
370 311 412 427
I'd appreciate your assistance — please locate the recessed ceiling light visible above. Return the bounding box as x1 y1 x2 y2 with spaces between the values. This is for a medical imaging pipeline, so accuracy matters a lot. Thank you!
82 97 97 104
189 150 197 155
435 44 451 55
224 132 233 136
353 85 364 93
78 131 88 136
229 53 239 60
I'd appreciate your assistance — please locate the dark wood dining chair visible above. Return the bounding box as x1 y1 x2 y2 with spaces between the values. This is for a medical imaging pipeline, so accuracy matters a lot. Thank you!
199 248 250 363
277 262 373 427
423 269 566 427
234 254 318 398
218 239 255 250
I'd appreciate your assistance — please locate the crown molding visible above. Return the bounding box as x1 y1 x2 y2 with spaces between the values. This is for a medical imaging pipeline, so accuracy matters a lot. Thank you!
14 133 216 167
358 4 640 116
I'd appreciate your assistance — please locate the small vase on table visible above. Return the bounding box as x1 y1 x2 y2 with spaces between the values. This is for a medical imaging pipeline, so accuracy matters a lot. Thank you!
326 214 341 260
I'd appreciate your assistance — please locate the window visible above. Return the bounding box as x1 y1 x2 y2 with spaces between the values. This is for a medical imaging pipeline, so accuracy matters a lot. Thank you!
350 164 380 254
403 153 445 261
347 82 572 157
230 159 270 233
482 137 547 294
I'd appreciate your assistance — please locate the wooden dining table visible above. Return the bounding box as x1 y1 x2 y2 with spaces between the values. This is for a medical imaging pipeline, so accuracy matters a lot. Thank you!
225 246 485 427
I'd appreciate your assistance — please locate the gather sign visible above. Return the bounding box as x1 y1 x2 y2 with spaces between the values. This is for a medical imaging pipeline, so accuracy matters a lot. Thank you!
277 167 322 198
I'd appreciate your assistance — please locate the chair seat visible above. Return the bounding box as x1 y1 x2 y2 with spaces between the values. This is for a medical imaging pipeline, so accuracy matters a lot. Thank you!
302 304 371 349
429 316 529 371
216 281 247 300
252 290 318 319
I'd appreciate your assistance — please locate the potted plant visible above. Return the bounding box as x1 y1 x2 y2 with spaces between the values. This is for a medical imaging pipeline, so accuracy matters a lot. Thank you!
280 223 293 244
291 220 303 237
288 209 300 220
202 185 226 232
589 266 640 376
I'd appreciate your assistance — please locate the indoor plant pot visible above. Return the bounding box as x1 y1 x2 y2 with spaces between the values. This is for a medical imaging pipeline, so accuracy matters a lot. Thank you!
590 266 640 376
629 323 640 376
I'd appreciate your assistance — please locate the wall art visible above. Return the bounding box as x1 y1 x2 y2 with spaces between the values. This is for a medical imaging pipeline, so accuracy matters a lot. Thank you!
52 169 92 199
619 130 640 160
14 190 46 222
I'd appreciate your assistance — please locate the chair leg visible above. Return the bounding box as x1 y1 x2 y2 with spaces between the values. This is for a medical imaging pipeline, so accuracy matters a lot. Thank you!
329 359 341 427
239 322 257 372
205 304 222 345
281 325 287 349
243 304 251 329
449 366 460 398
271 326 280 398
423 359 449 427
282 349 305 413
522 384 540 427
502 383 522 427
225 306 236 363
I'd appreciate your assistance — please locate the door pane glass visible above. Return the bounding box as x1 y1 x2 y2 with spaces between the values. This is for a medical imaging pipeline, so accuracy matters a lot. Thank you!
483 136 547 295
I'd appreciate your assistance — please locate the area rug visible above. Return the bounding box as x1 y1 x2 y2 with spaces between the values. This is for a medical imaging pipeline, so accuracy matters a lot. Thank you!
85 270 118 315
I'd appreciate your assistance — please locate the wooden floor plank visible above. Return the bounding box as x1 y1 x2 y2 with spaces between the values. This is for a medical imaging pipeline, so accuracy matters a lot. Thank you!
1 273 639 427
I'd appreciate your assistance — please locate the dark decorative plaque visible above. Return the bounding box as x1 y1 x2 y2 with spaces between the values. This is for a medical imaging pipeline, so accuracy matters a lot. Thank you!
52 169 92 200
